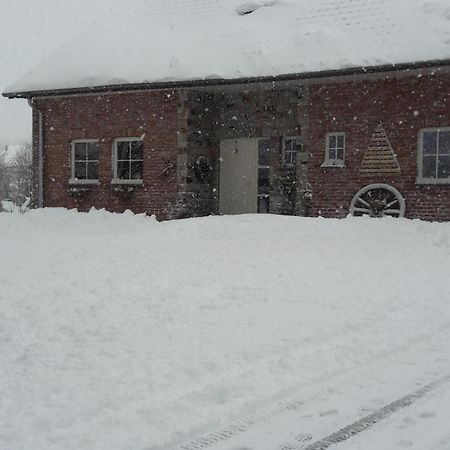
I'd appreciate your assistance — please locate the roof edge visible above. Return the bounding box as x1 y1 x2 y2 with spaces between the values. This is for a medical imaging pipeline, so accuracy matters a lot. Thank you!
4 58 450 99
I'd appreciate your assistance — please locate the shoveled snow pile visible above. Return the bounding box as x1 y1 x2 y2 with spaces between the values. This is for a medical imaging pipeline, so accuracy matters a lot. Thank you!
1 209 450 450
5 0 450 94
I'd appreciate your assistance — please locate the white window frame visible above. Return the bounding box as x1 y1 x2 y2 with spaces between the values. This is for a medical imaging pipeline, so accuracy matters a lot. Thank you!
417 127 450 185
282 136 303 167
112 137 144 185
69 139 99 185
322 132 346 168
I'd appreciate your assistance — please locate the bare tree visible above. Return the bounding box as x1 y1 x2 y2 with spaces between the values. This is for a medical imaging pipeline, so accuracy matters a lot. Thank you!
0 147 10 209
8 143 33 207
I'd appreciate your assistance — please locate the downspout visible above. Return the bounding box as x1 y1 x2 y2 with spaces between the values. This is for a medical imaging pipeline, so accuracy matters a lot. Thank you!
28 99 44 208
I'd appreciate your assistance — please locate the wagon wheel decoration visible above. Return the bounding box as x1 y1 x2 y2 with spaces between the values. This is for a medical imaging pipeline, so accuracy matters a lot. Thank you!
350 184 406 218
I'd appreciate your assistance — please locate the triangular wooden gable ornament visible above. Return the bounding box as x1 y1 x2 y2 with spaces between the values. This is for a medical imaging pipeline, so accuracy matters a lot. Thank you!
359 123 401 176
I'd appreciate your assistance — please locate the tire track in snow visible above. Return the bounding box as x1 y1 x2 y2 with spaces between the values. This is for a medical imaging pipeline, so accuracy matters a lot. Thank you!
179 374 450 450
179 396 306 449
287 374 450 450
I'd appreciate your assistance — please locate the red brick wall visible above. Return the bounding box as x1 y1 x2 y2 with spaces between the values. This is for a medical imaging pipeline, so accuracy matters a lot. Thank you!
307 71 450 220
34 90 179 219
33 70 450 221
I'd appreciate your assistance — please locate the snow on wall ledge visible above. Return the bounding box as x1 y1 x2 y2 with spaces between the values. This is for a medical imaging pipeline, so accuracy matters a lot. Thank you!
236 0 279 16
5 0 450 94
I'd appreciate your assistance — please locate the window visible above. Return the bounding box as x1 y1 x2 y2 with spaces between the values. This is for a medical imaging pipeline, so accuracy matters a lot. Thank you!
322 132 345 167
282 136 302 166
70 140 99 183
418 128 450 183
258 139 271 213
113 138 144 183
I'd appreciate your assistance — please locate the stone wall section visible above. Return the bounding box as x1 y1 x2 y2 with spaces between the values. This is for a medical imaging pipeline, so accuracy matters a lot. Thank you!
185 85 309 216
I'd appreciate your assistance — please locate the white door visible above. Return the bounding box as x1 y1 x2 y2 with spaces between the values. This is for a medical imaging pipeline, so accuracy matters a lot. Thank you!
219 138 258 215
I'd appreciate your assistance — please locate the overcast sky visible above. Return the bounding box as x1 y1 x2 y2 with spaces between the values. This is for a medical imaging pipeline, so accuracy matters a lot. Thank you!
0 0 121 147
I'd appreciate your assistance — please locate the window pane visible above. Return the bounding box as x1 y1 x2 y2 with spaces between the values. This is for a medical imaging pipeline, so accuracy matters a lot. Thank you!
87 162 98 180
329 135 337 148
423 131 438 155
283 139 301 165
439 131 450 155
336 148 344 160
130 161 143 180
285 151 295 165
423 155 437 178
87 142 98 160
130 141 144 160
328 148 337 160
117 161 130 179
293 141 303 153
117 141 130 160
337 135 345 148
438 155 450 178
74 143 87 161
74 162 86 179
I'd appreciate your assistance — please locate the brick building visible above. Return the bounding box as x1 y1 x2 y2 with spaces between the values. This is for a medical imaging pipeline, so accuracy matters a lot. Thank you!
3 0 450 220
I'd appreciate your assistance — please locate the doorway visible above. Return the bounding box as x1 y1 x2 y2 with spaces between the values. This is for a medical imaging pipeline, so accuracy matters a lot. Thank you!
219 138 272 215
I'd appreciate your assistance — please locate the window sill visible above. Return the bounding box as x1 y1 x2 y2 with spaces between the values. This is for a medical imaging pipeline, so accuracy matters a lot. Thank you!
321 160 345 168
111 180 144 186
69 180 100 186
416 178 450 185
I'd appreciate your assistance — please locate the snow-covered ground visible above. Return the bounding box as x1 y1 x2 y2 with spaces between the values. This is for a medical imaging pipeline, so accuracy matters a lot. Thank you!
337 379 450 450
1 200 26 214
1 209 450 450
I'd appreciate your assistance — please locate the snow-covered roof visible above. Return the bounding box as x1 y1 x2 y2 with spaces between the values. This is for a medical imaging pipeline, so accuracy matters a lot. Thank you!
4 0 450 96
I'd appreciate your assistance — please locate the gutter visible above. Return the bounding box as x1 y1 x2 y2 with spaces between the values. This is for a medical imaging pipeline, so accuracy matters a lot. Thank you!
28 99 44 208
3 58 450 99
